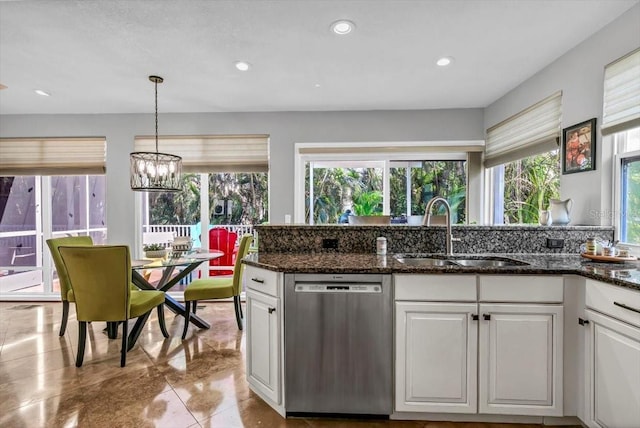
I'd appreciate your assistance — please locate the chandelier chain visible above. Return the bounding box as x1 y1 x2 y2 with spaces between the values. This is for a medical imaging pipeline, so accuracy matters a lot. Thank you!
154 78 159 154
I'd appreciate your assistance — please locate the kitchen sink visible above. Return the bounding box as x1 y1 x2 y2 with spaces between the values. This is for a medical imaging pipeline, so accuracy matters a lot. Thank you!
395 254 529 267
452 259 525 267
394 257 456 266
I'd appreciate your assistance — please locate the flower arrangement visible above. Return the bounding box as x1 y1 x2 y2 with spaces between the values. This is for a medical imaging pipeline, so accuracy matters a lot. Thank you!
143 243 166 259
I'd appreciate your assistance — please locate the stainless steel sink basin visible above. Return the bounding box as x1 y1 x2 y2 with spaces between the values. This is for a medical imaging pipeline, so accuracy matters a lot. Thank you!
395 257 456 266
395 254 529 267
452 259 524 267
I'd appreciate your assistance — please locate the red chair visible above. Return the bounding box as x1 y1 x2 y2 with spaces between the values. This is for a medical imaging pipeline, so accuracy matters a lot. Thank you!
207 228 238 276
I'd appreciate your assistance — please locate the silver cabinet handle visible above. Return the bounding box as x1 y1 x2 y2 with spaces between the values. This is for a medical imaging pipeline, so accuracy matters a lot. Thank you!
251 277 264 284
614 301 640 314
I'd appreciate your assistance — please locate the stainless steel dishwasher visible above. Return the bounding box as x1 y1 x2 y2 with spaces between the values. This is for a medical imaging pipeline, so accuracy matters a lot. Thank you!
284 273 392 415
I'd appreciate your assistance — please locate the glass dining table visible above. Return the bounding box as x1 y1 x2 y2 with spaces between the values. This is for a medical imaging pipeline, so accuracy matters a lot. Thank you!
127 251 223 347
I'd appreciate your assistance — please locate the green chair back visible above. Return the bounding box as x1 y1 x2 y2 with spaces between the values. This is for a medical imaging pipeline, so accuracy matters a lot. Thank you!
58 245 131 322
46 236 93 301
232 234 253 294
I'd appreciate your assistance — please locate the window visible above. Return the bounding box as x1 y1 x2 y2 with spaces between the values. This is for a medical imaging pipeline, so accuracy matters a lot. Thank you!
485 92 562 224
0 175 107 296
490 151 560 224
304 160 467 224
295 141 481 224
0 137 107 297
614 127 640 246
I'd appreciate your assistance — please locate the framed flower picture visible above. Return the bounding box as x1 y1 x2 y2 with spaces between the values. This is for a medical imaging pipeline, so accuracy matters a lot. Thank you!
562 118 596 174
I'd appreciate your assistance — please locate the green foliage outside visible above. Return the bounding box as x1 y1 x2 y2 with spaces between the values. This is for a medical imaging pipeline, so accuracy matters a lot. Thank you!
305 161 467 224
148 172 269 225
623 158 640 244
503 151 560 224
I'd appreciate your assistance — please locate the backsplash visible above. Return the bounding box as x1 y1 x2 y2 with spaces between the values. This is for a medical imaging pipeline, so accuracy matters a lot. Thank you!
255 225 615 254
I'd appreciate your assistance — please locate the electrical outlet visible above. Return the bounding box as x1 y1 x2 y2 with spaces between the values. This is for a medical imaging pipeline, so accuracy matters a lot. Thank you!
322 238 339 249
546 238 564 249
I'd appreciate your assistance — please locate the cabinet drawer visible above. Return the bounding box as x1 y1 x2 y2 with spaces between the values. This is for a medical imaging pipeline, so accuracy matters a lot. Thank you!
586 279 640 328
245 265 280 297
479 275 563 303
394 274 477 301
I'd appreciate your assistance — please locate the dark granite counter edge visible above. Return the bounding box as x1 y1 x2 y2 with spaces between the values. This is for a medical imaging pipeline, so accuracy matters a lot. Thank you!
242 253 640 292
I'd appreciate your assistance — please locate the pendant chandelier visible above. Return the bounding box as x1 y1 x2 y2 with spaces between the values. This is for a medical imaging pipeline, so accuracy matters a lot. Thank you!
130 75 182 192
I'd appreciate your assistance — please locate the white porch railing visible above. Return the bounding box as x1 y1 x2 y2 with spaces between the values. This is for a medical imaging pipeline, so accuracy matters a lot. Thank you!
142 224 256 246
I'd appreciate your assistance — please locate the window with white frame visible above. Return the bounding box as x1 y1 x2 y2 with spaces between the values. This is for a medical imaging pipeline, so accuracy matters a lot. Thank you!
0 137 107 297
604 49 640 249
614 127 640 246
295 141 482 225
485 92 563 224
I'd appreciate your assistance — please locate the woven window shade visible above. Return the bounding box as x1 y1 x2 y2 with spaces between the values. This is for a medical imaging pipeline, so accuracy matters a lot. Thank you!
0 137 106 175
134 135 269 173
602 49 640 135
484 91 562 168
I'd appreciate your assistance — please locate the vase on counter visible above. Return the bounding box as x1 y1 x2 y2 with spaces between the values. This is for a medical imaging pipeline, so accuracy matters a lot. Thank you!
549 198 573 225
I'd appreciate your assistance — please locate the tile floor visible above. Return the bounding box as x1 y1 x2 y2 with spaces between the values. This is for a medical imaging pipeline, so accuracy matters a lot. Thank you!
0 301 581 428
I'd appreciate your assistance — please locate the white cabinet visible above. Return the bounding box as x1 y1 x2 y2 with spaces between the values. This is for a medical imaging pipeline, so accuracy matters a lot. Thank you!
245 265 283 413
394 274 564 418
583 279 640 428
395 302 478 413
478 303 563 416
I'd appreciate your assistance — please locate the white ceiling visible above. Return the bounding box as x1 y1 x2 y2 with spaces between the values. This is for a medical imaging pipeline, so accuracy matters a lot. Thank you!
0 0 637 115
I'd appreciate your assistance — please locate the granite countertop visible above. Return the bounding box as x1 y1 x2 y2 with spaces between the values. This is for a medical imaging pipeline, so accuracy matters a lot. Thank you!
243 252 640 292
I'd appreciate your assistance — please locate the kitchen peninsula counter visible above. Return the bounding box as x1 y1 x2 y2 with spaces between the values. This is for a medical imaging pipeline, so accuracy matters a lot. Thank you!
243 252 640 291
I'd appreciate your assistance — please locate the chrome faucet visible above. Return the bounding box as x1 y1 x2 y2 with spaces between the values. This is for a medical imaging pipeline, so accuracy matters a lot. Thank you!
422 197 460 256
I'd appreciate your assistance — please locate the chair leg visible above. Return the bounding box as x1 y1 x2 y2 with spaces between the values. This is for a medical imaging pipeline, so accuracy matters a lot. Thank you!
192 300 197 314
234 296 243 331
238 297 244 319
127 312 151 352
59 300 69 336
157 305 169 338
182 301 191 340
106 322 118 339
76 321 87 367
120 320 128 367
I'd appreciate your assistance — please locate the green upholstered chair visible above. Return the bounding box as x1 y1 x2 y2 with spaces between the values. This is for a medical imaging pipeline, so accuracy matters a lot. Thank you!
59 245 167 367
47 236 168 339
46 236 93 336
182 234 253 339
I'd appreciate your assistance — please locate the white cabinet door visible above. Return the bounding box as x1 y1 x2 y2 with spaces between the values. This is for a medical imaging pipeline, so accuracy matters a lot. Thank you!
479 303 563 416
246 289 281 405
586 309 640 428
395 301 478 413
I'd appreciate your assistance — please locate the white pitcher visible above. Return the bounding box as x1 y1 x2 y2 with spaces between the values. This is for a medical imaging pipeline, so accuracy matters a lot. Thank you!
549 198 573 225
538 210 552 226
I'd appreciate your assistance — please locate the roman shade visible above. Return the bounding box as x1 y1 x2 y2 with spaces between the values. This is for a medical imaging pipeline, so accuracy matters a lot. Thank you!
134 135 269 173
484 91 562 168
0 137 106 175
602 48 640 135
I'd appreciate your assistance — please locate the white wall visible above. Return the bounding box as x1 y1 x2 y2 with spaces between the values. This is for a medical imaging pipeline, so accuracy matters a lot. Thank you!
0 109 484 248
484 3 640 225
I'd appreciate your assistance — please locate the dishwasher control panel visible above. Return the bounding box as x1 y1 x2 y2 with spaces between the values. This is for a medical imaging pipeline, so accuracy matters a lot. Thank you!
294 283 381 293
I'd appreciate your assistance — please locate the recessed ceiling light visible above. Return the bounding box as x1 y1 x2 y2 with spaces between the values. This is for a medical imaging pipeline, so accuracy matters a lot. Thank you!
331 20 355 35
34 89 51 96
234 61 250 71
436 57 454 67
314 83 321 88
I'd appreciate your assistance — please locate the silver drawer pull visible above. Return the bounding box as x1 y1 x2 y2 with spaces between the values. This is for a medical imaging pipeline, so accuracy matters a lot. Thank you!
251 277 265 284
614 301 640 314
